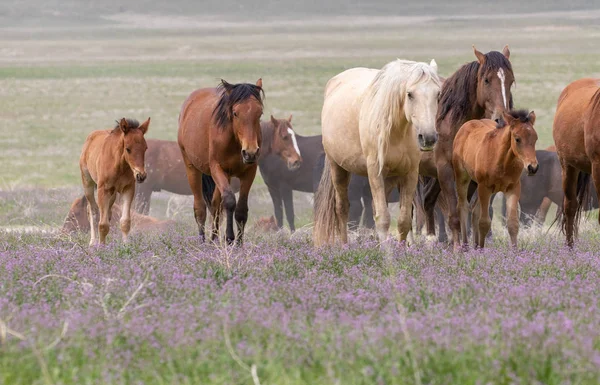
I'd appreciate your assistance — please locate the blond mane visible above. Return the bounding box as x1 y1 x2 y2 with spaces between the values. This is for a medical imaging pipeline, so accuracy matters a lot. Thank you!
360 59 441 175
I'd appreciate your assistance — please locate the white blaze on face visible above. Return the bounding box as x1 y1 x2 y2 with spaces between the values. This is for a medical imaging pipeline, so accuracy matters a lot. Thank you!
287 128 301 157
497 68 507 109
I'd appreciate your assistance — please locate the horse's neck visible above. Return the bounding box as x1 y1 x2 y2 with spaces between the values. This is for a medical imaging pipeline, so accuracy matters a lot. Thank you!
107 134 128 172
259 123 275 160
498 128 518 170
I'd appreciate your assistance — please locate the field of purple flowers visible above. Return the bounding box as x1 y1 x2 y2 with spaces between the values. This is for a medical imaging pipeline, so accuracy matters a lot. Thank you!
1 228 600 385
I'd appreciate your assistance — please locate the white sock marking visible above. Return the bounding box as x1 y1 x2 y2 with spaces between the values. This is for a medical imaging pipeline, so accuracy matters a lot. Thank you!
288 128 301 157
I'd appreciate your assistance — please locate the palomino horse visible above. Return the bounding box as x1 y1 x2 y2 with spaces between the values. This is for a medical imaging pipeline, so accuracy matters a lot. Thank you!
314 59 442 246
135 116 301 215
178 79 264 245
553 78 600 247
454 110 538 248
62 195 175 235
423 46 514 249
80 117 150 245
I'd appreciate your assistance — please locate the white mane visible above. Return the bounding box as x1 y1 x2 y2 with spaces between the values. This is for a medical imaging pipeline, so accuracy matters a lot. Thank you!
360 59 441 175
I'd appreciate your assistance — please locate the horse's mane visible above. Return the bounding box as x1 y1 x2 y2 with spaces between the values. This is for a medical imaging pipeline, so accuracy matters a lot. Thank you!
361 59 441 175
507 109 533 123
111 118 140 134
213 79 264 130
437 51 513 129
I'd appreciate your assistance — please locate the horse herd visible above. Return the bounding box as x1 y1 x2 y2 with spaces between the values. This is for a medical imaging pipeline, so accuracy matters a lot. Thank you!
63 45 600 251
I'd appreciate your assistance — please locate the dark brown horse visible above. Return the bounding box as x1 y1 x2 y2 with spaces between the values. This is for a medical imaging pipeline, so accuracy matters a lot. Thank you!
135 116 301 215
553 78 600 247
424 45 514 250
80 117 150 245
260 128 322 232
178 79 264 245
454 110 538 248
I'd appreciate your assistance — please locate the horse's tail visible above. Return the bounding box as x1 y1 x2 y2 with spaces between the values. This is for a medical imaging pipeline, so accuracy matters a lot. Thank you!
202 174 217 207
552 172 592 237
313 156 338 246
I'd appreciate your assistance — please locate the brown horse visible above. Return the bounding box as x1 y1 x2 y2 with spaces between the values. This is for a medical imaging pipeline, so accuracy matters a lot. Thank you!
62 195 175 235
553 78 600 247
423 46 514 250
454 110 538 248
178 79 264 245
134 115 301 215
80 117 150 245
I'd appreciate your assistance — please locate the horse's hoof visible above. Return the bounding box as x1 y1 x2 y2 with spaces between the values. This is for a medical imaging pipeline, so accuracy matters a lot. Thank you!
226 238 234 246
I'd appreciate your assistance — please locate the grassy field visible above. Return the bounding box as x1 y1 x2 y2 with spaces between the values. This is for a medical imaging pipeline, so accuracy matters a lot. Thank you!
2 3 600 383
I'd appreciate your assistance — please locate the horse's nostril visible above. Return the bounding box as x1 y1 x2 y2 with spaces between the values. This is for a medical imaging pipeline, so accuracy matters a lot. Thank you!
418 134 423 141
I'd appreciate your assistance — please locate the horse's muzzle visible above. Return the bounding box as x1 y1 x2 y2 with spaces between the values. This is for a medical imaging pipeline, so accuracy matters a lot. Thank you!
527 164 539 176
418 133 438 151
242 149 259 164
135 171 147 183
287 160 302 171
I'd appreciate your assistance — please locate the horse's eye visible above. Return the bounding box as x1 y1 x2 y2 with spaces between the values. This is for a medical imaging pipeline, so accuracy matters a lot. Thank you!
126 148 131 153
407 92 413 100
515 138 521 143
484 78 490 85
233 112 238 118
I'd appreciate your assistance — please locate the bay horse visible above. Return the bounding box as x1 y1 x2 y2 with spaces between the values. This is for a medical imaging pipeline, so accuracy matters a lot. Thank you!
79 117 150 245
135 116 301 216
314 59 442 246
62 195 175 235
454 110 538 248
178 79 264 245
552 78 600 247
423 46 514 250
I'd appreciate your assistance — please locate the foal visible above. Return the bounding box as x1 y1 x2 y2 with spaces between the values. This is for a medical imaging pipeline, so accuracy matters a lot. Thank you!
453 110 538 248
79 117 150 245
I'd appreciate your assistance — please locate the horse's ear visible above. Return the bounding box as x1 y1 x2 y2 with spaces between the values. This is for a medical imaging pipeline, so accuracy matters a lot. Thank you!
221 79 234 95
528 111 536 125
502 45 510 60
288 114 293 122
119 118 130 134
429 59 438 73
503 112 514 127
472 45 485 64
138 117 151 135
256 78 263 88
270 115 278 126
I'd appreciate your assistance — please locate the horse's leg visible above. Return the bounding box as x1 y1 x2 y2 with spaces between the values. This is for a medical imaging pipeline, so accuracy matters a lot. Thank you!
476 187 493 248
435 206 448 242
134 184 152 215
234 166 258 246
423 178 441 238
561 164 579 247
397 171 418 244
281 185 295 232
330 161 350 243
366 162 389 244
504 184 521 248
362 192 375 229
437 160 460 251
83 181 99 246
267 185 283 229
455 169 470 247
181 153 207 242
591 162 600 227
120 185 135 242
97 187 115 244
210 188 222 242
536 197 552 226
